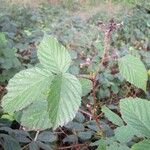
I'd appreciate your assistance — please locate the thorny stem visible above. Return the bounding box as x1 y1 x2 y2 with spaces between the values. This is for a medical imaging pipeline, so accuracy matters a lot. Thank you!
96 19 122 74
92 79 97 110
89 19 120 136
92 79 103 133
101 30 111 66
78 19 122 138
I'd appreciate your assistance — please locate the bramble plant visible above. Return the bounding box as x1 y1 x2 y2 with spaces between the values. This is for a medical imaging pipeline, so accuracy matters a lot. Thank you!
1 18 150 150
2 34 82 130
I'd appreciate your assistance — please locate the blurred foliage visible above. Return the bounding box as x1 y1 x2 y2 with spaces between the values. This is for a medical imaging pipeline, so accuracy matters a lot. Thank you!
0 33 21 83
0 0 150 149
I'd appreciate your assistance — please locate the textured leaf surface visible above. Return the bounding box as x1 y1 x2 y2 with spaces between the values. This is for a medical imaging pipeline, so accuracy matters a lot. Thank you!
77 131 92 141
29 141 53 150
65 121 85 132
74 112 85 123
107 142 129 150
63 135 78 143
29 141 39 150
80 78 92 96
13 130 31 143
101 106 124 127
0 134 21 150
47 73 82 129
131 140 150 150
120 98 150 138
38 34 71 73
19 100 52 130
118 54 148 91
114 125 142 143
2 67 53 113
37 131 57 142
36 141 53 150
97 139 106 150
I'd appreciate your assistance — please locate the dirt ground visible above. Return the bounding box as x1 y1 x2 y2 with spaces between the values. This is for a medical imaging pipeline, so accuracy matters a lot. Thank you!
72 2 124 21
6 0 129 21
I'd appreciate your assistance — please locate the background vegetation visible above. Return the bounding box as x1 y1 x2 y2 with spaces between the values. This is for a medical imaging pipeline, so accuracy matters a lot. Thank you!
0 0 150 149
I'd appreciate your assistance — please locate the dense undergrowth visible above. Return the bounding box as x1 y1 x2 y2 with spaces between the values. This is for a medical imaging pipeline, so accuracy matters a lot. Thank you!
0 0 150 150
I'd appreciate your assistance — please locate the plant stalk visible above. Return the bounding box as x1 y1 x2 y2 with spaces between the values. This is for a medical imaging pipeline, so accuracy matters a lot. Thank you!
34 131 40 141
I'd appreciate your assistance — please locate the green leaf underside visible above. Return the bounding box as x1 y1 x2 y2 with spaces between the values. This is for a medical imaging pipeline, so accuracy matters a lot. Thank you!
80 78 92 96
131 140 150 150
120 98 150 138
2 67 53 113
19 100 52 131
38 34 71 74
118 54 148 91
47 73 82 129
101 106 124 127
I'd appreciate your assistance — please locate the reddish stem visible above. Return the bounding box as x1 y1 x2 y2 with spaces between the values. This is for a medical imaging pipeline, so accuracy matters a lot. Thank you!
92 79 103 133
79 108 92 118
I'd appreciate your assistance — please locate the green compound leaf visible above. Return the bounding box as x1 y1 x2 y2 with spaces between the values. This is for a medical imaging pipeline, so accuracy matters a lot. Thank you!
131 140 150 150
118 54 148 91
2 67 54 113
79 78 92 96
17 100 52 131
47 73 82 129
2 35 82 130
101 106 124 127
38 34 71 74
120 98 150 138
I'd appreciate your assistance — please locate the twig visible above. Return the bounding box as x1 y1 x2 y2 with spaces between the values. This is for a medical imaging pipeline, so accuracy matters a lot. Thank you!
79 108 92 118
97 112 103 119
34 131 40 141
58 127 68 136
22 144 29 150
76 74 93 80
